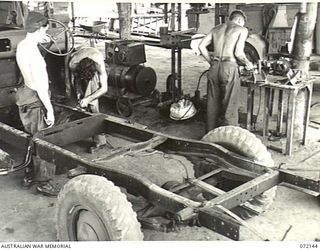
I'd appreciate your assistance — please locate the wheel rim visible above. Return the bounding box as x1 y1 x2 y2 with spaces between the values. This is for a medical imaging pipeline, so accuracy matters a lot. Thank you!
39 19 74 57
68 206 111 241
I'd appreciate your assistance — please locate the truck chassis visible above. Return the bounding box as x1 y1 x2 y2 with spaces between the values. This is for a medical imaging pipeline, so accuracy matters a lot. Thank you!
0 103 319 241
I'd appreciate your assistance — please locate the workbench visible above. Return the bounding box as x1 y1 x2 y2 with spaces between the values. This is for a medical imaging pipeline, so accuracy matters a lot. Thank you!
242 75 314 156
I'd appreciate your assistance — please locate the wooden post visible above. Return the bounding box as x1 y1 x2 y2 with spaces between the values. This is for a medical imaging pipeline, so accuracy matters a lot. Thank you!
164 3 168 24
70 2 75 30
170 3 175 31
117 3 132 40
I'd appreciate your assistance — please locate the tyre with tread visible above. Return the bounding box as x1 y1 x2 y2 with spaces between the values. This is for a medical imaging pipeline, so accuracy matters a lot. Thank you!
56 174 143 241
202 126 277 219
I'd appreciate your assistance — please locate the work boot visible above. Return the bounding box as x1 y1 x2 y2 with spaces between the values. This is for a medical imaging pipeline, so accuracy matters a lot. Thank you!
36 182 60 197
22 176 34 189
22 164 35 189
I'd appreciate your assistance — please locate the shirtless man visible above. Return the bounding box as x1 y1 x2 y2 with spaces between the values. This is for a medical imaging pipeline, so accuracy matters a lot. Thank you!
16 12 57 196
69 47 109 152
199 10 253 132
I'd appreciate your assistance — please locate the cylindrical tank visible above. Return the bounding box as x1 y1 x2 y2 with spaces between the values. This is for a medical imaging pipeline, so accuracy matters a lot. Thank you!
107 64 157 96
291 3 317 76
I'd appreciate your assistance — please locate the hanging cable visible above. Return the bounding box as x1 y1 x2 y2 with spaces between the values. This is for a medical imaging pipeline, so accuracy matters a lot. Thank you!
171 69 209 121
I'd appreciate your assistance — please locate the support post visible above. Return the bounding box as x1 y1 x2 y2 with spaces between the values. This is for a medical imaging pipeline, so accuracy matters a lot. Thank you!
164 4 168 24
117 3 132 40
291 3 317 139
291 3 317 76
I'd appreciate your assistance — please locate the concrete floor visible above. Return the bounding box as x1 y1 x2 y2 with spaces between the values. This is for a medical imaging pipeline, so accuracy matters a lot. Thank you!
0 41 320 241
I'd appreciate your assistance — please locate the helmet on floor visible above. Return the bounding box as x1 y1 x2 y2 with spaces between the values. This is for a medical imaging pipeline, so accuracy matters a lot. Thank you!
170 99 197 120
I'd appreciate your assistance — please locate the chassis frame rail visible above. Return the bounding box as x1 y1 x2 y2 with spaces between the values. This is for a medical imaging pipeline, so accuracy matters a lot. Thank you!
0 104 319 240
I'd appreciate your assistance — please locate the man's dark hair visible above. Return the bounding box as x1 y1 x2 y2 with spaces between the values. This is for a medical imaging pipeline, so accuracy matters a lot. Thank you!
229 10 247 23
74 57 97 82
73 57 98 98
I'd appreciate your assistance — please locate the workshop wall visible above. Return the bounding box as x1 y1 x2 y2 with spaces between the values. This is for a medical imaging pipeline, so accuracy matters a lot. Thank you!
238 4 300 34
0 2 11 24
50 2 70 24
186 8 215 34
238 3 320 54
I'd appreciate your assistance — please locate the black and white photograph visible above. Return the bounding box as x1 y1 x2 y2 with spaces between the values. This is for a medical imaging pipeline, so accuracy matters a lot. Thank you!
0 0 319 245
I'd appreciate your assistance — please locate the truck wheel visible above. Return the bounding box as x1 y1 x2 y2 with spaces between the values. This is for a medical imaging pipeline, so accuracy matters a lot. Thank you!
56 174 143 241
202 126 276 219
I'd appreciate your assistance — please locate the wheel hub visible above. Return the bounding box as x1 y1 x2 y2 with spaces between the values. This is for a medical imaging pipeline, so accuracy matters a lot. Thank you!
72 209 110 241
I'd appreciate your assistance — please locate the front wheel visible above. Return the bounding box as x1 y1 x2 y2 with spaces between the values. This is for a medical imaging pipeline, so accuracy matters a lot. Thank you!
56 174 143 241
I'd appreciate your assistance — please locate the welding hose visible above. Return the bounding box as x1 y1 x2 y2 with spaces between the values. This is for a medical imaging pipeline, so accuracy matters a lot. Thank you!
0 138 33 176
196 69 209 92
170 70 207 121
172 69 209 121
176 69 208 120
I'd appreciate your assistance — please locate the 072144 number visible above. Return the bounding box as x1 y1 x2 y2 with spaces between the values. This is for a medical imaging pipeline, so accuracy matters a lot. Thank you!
300 244 318 249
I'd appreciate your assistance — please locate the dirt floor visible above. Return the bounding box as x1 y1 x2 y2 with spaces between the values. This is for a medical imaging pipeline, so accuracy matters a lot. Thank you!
1 40 320 242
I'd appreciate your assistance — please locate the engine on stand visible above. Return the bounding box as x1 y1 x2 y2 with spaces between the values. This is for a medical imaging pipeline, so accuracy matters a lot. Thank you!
104 40 158 117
